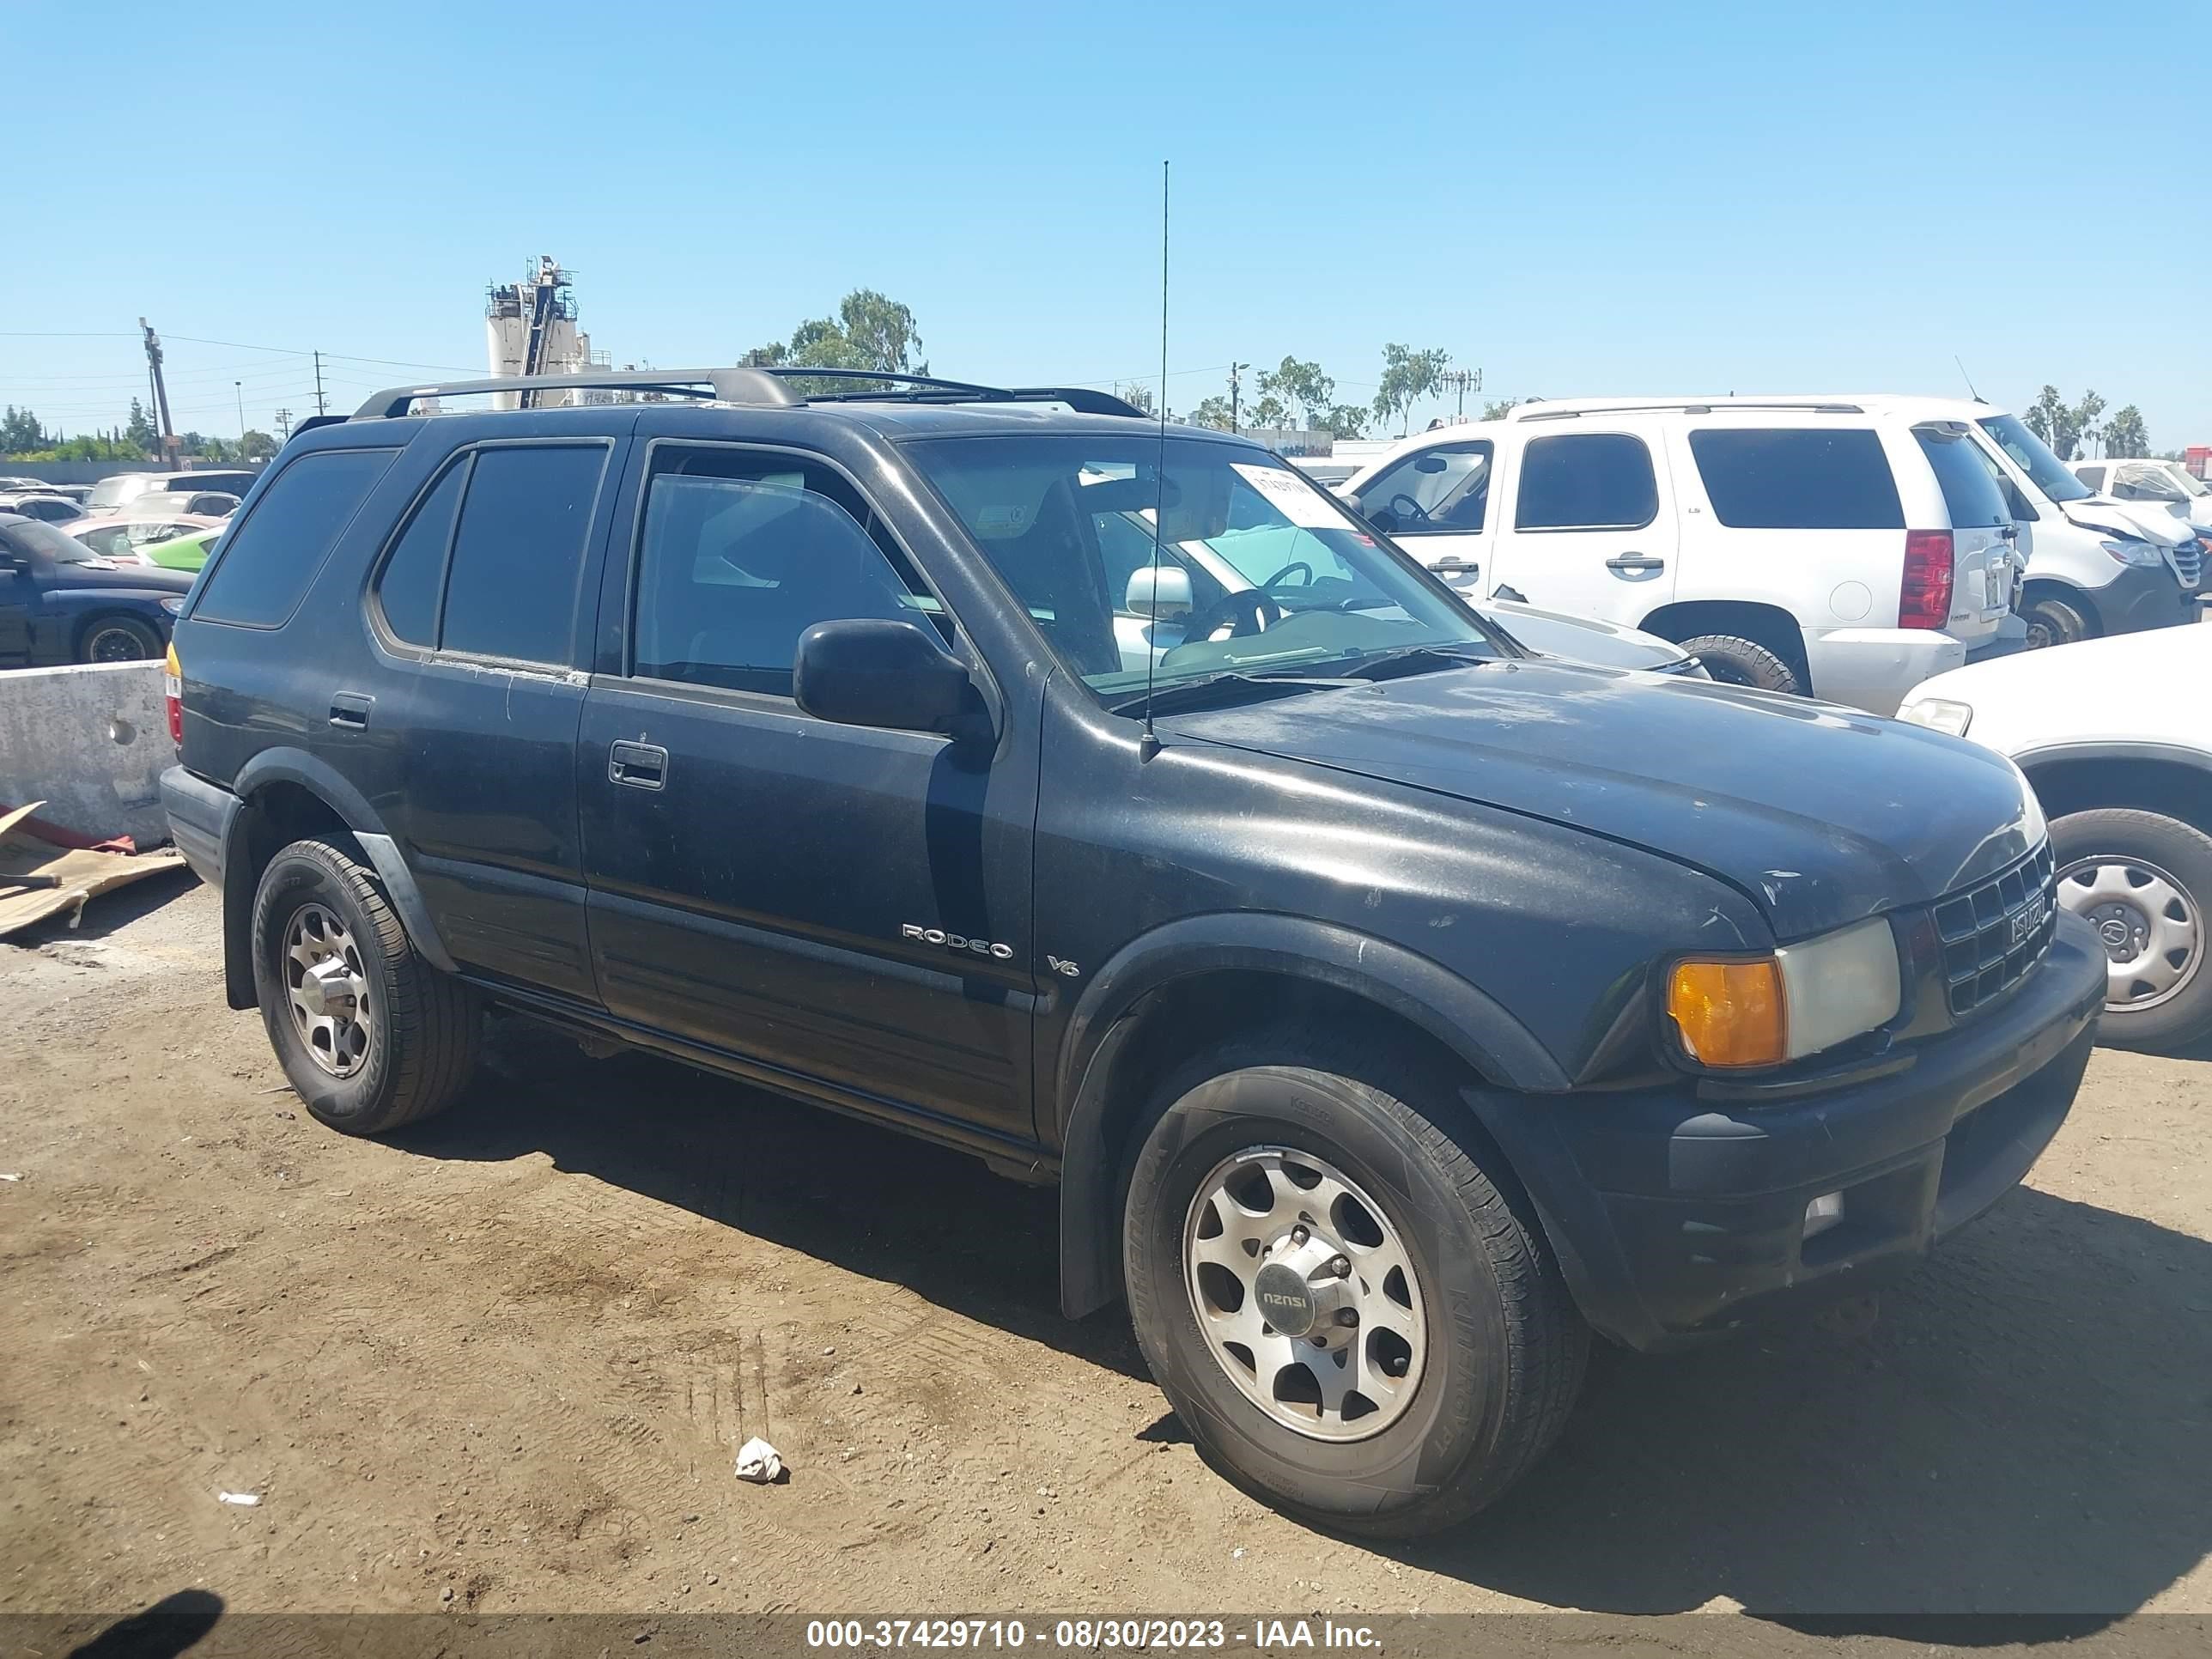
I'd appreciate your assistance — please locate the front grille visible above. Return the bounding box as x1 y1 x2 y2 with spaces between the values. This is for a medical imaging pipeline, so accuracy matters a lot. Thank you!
1929 842 2057 1019
2172 538 2204 591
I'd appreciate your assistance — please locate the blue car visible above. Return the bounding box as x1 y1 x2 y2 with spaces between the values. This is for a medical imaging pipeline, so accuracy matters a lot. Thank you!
0 512 193 666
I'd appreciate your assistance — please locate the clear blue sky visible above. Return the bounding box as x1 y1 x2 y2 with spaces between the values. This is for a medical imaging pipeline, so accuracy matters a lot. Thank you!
7 1 2208 447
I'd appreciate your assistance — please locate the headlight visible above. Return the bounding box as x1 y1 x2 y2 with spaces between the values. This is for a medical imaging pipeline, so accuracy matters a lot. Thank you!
1898 696 1972 736
2100 538 2163 567
158 597 185 616
1668 918 1901 1069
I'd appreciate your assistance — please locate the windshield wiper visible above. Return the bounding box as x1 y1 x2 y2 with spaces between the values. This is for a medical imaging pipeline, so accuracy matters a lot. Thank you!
1109 670 1367 718
1335 643 1498 682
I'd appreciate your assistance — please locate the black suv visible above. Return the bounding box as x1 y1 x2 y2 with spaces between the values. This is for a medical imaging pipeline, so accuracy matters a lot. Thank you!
161 368 2106 1536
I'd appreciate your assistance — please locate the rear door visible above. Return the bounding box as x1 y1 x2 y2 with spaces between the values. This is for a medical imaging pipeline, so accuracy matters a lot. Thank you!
1342 436 1495 600
361 428 629 1000
574 439 1038 1139
1486 420 1678 624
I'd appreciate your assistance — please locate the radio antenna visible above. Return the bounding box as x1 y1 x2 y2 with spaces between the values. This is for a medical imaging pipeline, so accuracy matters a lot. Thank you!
1954 355 1984 404
1139 158 1169 763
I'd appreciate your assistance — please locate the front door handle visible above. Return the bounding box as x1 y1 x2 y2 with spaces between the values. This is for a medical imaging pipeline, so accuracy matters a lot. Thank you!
608 740 668 791
1431 556 1480 578
328 692 374 730
1604 553 1665 574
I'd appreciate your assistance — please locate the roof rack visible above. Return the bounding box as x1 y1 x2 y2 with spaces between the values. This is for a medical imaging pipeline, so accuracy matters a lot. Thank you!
351 367 1150 422
1515 399 1865 422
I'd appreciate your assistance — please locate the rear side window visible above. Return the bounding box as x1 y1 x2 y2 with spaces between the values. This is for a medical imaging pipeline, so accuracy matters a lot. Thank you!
1687 428 1902 530
193 447 397 628
371 460 466 647
1913 430 2009 529
439 444 608 665
1514 433 1657 531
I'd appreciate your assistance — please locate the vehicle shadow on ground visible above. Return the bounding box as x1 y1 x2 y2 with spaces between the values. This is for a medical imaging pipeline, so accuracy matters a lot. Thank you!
398 1019 2210 1621
394 1017 1151 1382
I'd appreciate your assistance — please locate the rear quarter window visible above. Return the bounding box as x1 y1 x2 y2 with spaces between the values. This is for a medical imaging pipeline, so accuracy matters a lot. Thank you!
192 447 398 628
1686 428 1902 529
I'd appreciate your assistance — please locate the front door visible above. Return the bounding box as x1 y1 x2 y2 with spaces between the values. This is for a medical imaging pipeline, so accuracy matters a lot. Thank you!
576 441 1038 1139
0 532 33 665
1486 421 1680 625
1344 436 1496 602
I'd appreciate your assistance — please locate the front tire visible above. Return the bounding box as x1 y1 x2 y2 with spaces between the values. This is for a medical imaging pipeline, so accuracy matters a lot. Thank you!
78 614 162 664
251 836 482 1133
2021 594 2089 651
1121 1037 1586 1537
2052 808 2212 1053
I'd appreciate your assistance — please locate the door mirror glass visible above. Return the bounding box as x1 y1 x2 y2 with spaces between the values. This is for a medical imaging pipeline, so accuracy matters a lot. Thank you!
793 617 977 738
1124 563 1192 619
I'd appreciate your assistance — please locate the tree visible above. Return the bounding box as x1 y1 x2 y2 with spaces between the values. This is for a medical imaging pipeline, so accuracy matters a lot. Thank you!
1115 382 1156 416
1371 343 1452 437
1482 396 1534 420
2071 390 2106 459
124 398 157 453
1 405 48 454
1254 357 1335 430
239 429 278 461
2023 385 2112 461
1188 395 1235 431
1322 403 1368 441
2100 406 2148 459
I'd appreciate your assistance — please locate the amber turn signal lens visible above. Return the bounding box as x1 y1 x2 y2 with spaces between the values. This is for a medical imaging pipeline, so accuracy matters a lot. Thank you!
1668 958 1786 1068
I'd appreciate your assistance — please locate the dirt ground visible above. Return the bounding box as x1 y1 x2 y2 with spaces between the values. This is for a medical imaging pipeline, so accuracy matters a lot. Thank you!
2 875 2207 1626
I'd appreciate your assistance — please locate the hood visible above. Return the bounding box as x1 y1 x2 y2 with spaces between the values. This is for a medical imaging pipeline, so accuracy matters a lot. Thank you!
1161 660 2040 940
52 558 193 593
2063 495 2192 548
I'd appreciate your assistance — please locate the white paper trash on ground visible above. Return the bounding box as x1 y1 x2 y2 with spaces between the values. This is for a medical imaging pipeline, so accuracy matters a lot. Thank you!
733 1437 783 1484
217 1492 261 1506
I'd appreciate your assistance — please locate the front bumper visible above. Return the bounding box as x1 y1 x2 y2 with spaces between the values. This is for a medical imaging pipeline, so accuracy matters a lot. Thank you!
2084 559 2197 635
1799 627 1964 717
1472 912 2106 1351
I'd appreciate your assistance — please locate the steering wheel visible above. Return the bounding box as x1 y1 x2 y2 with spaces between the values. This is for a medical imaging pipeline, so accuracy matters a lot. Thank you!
1387 492 1432 526
1261 560 1314 589
1179 587 1285 643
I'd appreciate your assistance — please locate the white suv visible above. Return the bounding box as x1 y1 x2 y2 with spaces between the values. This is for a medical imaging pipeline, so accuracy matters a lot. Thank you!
1337 396 2020 714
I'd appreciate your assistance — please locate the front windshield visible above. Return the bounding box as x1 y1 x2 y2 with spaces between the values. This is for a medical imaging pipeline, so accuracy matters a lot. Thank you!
7 519 105 563
2171 467 2208 499
906 434 1500 702
1978 415 2092 501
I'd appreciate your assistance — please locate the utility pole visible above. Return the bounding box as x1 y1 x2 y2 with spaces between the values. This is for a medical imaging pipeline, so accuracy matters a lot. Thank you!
1440 368 1482 421
313 350 328 416
1229 362 1249 434
234 380 245 440
274 408 295 443
139 317 179 465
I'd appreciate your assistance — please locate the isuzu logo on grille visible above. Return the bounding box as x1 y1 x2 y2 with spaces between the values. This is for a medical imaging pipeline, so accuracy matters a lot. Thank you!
2011 894 2050 948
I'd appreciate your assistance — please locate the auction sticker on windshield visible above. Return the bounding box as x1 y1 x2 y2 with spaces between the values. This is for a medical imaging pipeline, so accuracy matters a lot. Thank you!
1232 462 1341 528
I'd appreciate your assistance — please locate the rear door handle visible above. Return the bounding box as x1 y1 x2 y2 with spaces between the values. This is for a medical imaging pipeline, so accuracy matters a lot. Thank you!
328 692 374 730
1605 553 1665 574
608 740 668 790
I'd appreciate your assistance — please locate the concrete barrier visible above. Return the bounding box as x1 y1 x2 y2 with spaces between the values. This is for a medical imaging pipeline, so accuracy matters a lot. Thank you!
0 662 171 845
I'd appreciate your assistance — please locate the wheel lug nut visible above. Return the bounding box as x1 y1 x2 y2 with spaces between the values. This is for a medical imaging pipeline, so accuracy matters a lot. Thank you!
1329 1255 1351 1278
1290 1224 1310 1246
1335 1309 1359 1328
1308 1335 1328 1348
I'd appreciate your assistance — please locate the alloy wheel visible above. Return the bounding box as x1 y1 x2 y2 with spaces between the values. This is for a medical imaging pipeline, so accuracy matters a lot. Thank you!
2057 854 2202 1012
284 902 374 1077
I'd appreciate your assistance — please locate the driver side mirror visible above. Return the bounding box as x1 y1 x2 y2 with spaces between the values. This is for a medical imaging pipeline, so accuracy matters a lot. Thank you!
1124 564 1191 620
793 617 984 741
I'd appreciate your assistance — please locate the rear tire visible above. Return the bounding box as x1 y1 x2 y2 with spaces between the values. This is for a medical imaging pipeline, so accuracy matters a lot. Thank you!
78 615 162 664
1676 633 1801 693
2051 808 2212 1053
1121 1034 1587 1537
251 836 482 1133
2021 594 2089 651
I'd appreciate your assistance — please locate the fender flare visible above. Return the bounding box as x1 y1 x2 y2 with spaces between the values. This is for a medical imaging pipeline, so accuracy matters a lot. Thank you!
220 749 453 1007
2014 739 2212 780
1052 912 1568 1318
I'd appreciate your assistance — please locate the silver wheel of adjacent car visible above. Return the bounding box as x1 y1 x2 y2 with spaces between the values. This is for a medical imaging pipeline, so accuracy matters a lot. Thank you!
283 902 374 1078
1182 1146 1427 1443
2057 854 2202 1013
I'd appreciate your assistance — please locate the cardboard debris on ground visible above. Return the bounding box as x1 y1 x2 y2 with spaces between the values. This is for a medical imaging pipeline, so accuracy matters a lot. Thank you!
0 801 187 941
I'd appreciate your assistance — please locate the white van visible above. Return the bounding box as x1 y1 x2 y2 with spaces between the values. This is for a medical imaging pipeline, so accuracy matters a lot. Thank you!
1336 396 2018 714
1939 404 2203 648
2071 456 2212 535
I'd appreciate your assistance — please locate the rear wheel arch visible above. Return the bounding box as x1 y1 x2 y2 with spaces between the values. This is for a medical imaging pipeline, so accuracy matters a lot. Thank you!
1638 599 1809 689
219 751 453 1008
1051 916 1569 1320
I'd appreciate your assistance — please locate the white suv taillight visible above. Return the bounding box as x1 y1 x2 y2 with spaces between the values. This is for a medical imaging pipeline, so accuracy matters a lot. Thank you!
163 642 183 747
1900 530 1954 629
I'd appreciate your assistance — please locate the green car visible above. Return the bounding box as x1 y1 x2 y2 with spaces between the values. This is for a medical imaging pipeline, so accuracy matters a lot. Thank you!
142 526 222 572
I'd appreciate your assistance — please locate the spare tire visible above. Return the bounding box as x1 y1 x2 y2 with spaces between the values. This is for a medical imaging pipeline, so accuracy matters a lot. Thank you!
1675 634 1801 694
